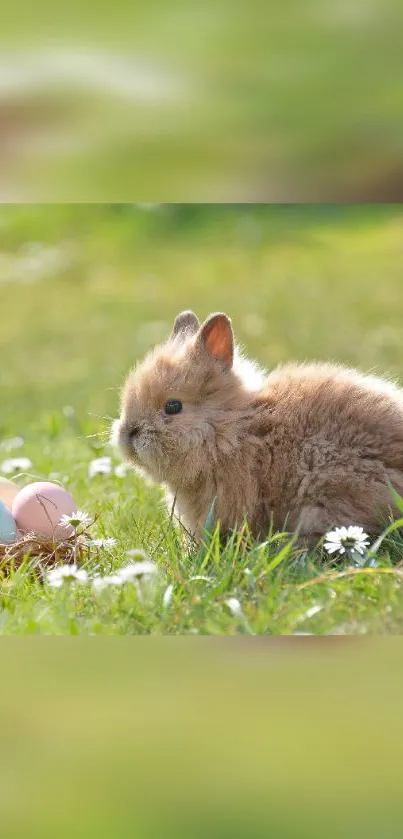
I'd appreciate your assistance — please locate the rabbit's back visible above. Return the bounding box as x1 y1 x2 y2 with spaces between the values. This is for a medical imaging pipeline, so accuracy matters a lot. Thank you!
249 362 403 542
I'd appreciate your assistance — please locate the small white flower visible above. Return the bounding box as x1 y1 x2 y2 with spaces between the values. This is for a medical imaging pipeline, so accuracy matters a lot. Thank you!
91 556 158 594
125 549 149 560
59 510 92 531
114 463 129 478
88 457 112 478
118 560 158 581
93 574 124 591
90 538 117 549
225 597 244 618
162 583 174 609
47 564 89 588
1 457 32 474
300 604 324 621
324 526 370 557
0 436 24 452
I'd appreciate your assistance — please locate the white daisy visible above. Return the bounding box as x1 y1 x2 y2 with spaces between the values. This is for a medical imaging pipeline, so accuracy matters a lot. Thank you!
114 463 129 478
1 457 32 474
162 583 174 609
88 457 112 478
118 560 158 581
0 436 24 452
46 564 89 587
225 597 244 618
125 548 149 560
89 538 117 549
324 526 370 557
59 510 92 531
93 574 124 591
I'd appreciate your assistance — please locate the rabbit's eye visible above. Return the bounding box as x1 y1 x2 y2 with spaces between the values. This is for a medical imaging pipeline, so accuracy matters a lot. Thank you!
164 399 183 415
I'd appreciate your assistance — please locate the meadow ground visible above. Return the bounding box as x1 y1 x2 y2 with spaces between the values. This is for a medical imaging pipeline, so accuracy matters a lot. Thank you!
2 204 403 634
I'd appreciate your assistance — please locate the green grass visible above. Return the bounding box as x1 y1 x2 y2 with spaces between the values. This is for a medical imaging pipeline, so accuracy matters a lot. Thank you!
2 204 403 634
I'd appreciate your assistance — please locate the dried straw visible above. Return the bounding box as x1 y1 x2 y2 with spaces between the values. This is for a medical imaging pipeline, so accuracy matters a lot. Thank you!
0 531 86 575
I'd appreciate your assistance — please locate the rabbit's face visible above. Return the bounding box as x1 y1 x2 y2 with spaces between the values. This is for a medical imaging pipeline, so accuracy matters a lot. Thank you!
114 311 247 486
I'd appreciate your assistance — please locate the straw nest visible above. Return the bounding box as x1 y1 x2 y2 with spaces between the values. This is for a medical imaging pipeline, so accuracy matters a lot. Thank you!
0 531 86 576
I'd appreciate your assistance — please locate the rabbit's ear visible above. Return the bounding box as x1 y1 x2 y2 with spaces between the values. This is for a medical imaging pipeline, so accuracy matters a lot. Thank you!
171 310 200 339
197 313 234 368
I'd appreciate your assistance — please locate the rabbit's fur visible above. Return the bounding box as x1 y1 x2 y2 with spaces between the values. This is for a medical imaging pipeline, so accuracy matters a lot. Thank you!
113 310 403 545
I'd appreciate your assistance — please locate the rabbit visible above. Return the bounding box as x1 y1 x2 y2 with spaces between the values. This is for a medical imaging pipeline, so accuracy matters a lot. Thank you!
112 310 403 547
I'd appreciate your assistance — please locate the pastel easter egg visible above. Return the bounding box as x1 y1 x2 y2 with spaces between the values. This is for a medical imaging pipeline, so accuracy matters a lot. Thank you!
0 477 19 511
0 499 18 544
12 481 77 539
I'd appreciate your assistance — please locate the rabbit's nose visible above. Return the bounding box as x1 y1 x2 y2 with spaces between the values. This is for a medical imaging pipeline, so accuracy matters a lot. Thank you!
130 426 140 439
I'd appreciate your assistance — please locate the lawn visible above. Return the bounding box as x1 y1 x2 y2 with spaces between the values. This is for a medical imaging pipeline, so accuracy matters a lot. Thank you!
2 203 403 634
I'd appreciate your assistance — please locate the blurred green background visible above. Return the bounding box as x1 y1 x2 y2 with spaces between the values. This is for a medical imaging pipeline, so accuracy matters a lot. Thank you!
0 0 403 199
1 203 403 435
2 639 403 839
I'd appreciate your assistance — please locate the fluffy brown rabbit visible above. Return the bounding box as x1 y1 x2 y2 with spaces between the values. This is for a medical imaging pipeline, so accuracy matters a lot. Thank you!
113 310 403 546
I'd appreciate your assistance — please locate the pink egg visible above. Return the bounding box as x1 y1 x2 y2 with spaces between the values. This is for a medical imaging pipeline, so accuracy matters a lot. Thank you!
12 481 77 539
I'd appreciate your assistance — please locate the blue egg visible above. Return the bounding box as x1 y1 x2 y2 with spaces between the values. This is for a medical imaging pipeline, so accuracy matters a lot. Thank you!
0 499 17 544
